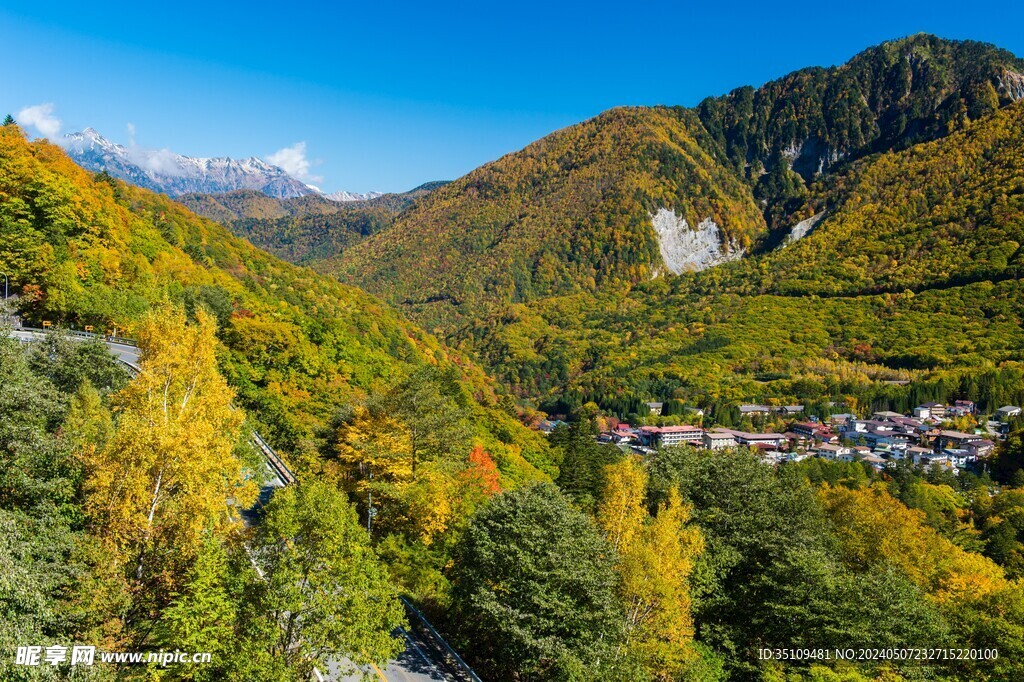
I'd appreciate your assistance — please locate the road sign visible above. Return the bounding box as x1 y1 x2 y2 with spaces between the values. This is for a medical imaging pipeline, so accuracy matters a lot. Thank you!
42 320 51 328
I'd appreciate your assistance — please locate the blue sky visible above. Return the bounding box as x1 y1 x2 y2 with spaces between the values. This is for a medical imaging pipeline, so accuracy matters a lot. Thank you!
3 1 1024 193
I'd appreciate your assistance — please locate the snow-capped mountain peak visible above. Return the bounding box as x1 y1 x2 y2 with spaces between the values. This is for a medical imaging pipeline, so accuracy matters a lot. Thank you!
61 128 378 202
323 190 385 202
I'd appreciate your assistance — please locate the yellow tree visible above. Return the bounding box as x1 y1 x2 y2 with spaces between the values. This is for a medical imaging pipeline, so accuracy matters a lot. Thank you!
818 484 1006 603
598 458 704 680
597 456 647 553
84 306 255 594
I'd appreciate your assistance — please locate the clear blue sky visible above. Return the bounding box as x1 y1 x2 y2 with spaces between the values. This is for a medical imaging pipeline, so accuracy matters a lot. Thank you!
3 0 1023 193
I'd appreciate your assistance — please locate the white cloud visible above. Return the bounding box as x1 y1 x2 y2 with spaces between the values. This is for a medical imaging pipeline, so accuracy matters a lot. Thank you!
266 141 322 183
17 103 62 138
127 146 186 177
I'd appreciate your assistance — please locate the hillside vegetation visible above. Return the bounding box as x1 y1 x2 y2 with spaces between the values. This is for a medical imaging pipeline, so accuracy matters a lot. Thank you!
0 125 551 482
697 34 1024 227
292 35 1024 420
333 106 767 331
329 36 1024 339
459 101 1024 418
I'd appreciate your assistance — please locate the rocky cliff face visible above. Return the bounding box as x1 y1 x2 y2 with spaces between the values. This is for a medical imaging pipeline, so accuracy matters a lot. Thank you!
650 209 744 274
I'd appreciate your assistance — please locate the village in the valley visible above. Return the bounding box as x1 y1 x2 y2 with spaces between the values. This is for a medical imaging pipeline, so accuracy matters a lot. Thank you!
541 401 1024 473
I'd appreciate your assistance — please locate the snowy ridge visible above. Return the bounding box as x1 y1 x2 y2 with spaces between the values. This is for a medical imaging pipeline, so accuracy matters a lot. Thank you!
62 128 378 201
323 190 385 202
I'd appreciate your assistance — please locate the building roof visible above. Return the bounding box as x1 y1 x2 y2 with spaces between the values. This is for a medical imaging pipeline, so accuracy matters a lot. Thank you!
641 425 700 434
939 430 979 439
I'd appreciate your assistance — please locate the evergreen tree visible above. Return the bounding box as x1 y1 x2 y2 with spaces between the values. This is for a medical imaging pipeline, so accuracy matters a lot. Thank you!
449 484 622 680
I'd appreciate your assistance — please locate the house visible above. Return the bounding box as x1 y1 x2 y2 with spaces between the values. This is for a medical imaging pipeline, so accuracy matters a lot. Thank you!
814 443 851 460
738 404 772 415
924 454 950 469
538 419 567 434
900 445 931 462
703 431 736 450
911 449 948 467
872 410 905 421
751 441 785 455
922 402 947 419
735 431 788 448
791 422 822 438
862 429 914 449
829 413 857 425
708 428 787 449
779 405 805 415
966 439 995 458
605 428 638 445
862 454 888 470
996 405 1022 420
950 400 976 416
943 449 972 468
640 425 703 448
646 402 664 416
935 430 983 450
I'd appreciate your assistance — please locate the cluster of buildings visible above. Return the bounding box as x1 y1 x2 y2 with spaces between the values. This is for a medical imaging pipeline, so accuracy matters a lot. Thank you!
592 400 1022 473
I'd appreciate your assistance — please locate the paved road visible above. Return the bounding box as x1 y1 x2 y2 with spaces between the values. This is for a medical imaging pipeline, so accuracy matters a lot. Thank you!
318 626 457 681
11 328 142 367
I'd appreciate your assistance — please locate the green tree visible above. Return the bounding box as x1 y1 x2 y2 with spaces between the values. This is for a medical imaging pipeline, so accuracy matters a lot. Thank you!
449 483 622 680
151 537 237 680
245 481 405 677
993 429 1024 483
649 446 949 678
387 366 472 476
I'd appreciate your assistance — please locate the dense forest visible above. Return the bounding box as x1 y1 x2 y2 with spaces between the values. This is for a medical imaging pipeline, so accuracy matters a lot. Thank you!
695 34 1024 227
331 105 768 331
7 326 1024 680
452 100 1024 420
0 124 550 484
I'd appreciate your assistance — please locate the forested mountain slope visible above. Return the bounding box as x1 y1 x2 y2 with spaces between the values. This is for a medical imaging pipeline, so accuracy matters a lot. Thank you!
459 101 1024 417
697 34 1024 228
333 106 767 331
0 125 551 481
329 36 1024 340
308 35 1024 418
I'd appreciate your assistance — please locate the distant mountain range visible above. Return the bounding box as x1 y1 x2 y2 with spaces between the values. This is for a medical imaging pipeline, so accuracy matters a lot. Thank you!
62 128 381 201
178 181 449 264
